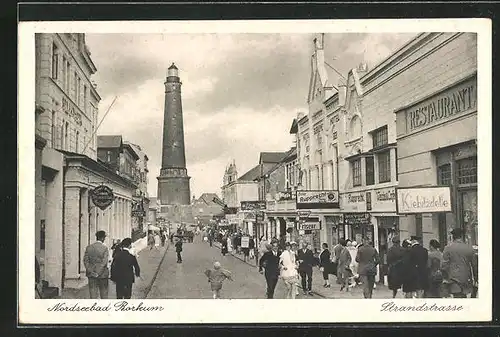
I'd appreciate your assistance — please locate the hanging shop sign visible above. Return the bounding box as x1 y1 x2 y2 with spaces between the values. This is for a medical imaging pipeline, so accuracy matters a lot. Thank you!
240 201 267 211
396 187 452 214
275 191 295 201
343 213 371 225
298 221 321 231
296 190 339 209
90 185 115 211
255 211 264 222
341 192 367 212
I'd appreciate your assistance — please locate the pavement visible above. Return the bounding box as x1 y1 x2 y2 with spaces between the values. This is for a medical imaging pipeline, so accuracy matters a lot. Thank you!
59 243 169 299
147 236 398 299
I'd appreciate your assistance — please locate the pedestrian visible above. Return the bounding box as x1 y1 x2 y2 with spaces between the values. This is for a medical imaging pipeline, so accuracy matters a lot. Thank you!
170 233 174 244
424 239 444 298
442 228 478 298
337 239 352 292
297 241 314 296
347 241 360 288
148 231 155 250
280 242 299 299
175 237 183 263
83 230 110 299
403 237 429 298
227 235 233 254
161 231 166 247
154 232 161 249
111 239 122 259
221 235 228 256
332 240 343 284
242 235 250 262
259 236 268 256
259 242 281 299
110 238 141 299
355 237 380 299
204 261 233 299
387 237 406 298
249 236 256 260
208 231 213 247
319 243 333 288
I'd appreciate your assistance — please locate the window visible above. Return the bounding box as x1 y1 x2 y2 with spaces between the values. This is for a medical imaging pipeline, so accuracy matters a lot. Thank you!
51 43 58 79
40 220 46 250
75 131 79 153
51 111 56 147
74 72 79 103
76 76 81 106
457 157 477 185
66 61 71 92
352 159 361 187
62 56 67 88
330 162 335 189
317 166 321 189
107 151 111 162
83 85 87 113
378 151 391 183
438 164 452 185
366 156 375 185
60 123 65 149
373 126 388 148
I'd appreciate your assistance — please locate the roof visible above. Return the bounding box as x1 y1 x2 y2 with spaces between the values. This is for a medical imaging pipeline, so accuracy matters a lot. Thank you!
289 118 298 134
169 63 178 70
259 152 288 164
123 143 140 161
266 147 297 175
237 164 261 182
198 193 223 205
97 135 123 148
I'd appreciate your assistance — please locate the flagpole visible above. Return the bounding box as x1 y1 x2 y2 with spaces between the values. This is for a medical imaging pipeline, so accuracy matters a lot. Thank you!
82 96 118 153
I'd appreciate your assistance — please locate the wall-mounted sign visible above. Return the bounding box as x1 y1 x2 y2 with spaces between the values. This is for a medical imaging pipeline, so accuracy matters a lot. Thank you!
296 190 339 209
286 221 295 229
62 97 83 126
275 191 295 201
240 201 266 211
341 192 366 212
90 185 115 210
396 187 452 214
344 213 371 225
366 191 372 211
404 77 476 134
298 221 321 231
372 187 397 212
132 210 146 217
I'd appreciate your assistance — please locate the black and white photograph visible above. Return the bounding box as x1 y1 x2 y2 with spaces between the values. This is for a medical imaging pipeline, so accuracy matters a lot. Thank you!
19 19 491 324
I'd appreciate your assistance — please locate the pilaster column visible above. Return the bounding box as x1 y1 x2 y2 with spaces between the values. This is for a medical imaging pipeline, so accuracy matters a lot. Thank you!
390 148 397 182
80 189 89 275
64 186 81 279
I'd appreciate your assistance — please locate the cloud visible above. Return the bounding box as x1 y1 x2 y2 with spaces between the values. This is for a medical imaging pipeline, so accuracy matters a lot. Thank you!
86 32 415 198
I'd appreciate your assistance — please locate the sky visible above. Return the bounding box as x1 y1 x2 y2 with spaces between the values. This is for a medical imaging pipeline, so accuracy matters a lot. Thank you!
85 32 417 199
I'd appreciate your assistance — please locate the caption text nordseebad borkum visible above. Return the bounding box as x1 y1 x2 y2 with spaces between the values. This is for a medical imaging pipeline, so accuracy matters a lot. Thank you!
47 301 164 312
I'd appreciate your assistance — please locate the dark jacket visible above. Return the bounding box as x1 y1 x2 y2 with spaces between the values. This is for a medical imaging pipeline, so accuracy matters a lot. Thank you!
387 244 406 290
297 248 315 272
319 249 331 268
175 240 183 252
249 238 255 249
442 240 477 294
110 249 140 285
356 244 380 276
259 250 281 278
403 244 429 292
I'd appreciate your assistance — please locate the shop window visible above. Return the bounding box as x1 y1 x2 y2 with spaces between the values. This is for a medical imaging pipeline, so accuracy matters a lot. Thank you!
366 156 374 186
372 126 388 148
40 220 46 250
51 43 58 79
438 164 452 185
378 151 391 183
352 159 361 187
457 157 477 185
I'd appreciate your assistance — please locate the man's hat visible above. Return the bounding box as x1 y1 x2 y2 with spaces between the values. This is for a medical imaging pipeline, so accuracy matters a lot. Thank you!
96 230 107 239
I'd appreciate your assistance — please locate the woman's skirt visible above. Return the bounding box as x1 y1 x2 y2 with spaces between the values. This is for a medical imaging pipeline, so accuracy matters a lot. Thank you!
210 282 223 291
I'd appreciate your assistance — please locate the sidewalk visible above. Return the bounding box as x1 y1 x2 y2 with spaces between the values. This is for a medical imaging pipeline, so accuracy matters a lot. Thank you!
59 243 169 299
212 241 394 299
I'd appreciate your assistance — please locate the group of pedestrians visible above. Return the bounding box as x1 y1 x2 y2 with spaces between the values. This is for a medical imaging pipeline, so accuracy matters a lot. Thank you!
83 230 141 299
386 228 478 299
147 230 167 250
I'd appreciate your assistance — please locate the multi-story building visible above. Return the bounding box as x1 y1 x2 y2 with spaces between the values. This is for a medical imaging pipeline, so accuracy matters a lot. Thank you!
191 193 225 226
126 142 150 237
34 33 138 292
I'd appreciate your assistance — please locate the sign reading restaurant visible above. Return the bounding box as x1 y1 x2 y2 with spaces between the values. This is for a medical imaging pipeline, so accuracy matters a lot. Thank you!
404 76 476 133
296 190 339 209
396 187 452 214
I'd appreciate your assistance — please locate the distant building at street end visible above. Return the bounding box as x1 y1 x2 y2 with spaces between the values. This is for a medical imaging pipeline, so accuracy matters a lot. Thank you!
191 193 225 226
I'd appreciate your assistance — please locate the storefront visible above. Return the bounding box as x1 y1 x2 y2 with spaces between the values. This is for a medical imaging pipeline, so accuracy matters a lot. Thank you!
324 215 344 247
298 217 322 250
344 213 373 244
395 74 477 247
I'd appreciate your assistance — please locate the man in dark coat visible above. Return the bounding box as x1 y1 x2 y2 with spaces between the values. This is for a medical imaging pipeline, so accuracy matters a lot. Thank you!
403 237 428 298
356 238 380 299
175 238 183 263
387 237 406 298
297 241 315 296
110 238 141 299
259 242 281 299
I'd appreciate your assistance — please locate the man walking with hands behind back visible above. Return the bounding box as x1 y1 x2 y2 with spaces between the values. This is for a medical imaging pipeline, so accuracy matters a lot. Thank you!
259 242 281 299
356 237 380 299
84 230 110 299
297 241 315 296
110 238 141 299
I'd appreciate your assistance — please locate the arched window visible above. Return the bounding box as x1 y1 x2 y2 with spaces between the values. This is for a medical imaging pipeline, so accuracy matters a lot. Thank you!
349 115 362 140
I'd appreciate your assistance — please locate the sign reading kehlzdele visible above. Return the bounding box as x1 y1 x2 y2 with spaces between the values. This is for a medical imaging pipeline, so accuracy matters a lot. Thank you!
396 187 451 214
296 190 339 209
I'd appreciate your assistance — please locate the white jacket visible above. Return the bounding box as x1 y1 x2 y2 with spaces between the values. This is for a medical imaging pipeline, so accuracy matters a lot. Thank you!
280 250 298 278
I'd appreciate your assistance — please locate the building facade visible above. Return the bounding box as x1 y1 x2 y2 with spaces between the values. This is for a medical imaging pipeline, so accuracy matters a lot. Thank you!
34 33 139 292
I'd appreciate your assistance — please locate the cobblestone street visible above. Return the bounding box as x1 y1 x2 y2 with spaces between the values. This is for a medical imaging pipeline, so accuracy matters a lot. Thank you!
147 236 396 299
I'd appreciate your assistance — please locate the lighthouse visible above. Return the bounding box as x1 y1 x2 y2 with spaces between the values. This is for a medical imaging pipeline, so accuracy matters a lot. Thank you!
157 63 192 222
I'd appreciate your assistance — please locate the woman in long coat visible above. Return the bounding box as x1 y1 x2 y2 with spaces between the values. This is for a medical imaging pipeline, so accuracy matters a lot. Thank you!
319 243 332 288
386 237 406 298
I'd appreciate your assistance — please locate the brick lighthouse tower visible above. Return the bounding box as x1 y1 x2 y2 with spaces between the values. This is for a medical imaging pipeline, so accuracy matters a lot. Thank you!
157 63 192 224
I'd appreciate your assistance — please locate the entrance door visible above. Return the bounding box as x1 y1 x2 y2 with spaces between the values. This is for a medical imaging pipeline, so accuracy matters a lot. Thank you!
460 189 478 246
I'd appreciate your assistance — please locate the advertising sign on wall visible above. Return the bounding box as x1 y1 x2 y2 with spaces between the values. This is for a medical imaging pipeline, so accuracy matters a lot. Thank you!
343 213 371 225
90 185 115 210
341 192 366 212
396 187 452 214
296 190 339 209
372 187 397 212
240 201 267 211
